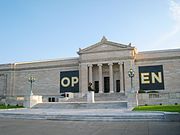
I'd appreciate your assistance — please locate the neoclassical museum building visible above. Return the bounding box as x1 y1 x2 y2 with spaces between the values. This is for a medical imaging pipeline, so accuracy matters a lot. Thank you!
0 37 180 107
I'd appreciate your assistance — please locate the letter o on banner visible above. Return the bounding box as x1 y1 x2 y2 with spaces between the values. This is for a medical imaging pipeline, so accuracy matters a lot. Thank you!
61 77 70 87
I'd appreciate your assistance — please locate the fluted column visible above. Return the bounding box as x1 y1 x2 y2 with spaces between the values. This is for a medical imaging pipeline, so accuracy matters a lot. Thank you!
98 63 103 93
119 62 124 93
88 64 93 83
109 63 114 93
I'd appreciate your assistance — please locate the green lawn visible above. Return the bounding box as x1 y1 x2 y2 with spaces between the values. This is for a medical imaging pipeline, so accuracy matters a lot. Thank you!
0 104 24 109
133 105 180 113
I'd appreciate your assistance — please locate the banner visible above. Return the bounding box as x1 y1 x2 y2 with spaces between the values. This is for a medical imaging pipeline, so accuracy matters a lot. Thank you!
139 65 164 90
60 70 79 93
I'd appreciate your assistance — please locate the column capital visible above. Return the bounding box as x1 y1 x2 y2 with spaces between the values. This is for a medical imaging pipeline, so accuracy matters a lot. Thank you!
118 62 123 65
97 63 102 66
88 64 93 67
108 62 113 66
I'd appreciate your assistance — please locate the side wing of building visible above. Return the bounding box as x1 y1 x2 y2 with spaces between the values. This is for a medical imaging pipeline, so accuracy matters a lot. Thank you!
135 49 180 93
0 58 79 98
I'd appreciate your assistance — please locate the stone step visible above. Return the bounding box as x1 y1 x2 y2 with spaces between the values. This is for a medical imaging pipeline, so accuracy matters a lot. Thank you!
32 101 128 109
61 93 127 103
95 93 126 97
0 109 174 122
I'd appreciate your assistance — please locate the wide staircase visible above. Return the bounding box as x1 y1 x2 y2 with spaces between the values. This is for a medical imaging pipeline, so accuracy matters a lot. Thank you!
33 93 128 109
62 93 127 102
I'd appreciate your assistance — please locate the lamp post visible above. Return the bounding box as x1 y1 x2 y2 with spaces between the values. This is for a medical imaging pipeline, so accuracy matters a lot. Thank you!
128 68 135 90
128 68 138 106
28 76 35 96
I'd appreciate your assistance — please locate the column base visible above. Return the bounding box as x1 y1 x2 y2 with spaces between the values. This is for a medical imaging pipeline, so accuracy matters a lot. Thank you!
110 91 114 93
99 90 103 93
120 90 124 93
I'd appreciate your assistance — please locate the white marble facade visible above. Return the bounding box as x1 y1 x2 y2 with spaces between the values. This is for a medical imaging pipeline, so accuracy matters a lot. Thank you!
0 37 180 100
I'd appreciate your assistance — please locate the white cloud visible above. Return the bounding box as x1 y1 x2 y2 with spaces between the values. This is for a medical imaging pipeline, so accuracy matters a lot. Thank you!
149 0 180 50
170 0 180 23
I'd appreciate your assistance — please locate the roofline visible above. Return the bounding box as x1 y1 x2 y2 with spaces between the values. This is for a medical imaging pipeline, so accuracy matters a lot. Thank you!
139 48 180 54
0 57 79 66
78 37 134 54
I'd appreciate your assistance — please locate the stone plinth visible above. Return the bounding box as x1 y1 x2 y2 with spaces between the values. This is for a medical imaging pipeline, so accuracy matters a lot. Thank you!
87 91 95 103
24 95 42 108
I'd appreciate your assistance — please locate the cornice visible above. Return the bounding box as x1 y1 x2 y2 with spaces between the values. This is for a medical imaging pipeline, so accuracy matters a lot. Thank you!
139 48 180 54
79 47 134 55
135 56 180 62
79 56 133 64
0 63 79 71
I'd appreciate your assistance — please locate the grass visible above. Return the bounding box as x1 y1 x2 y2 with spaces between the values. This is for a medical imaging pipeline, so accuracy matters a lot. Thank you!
133 104 180 113
0 104 24 109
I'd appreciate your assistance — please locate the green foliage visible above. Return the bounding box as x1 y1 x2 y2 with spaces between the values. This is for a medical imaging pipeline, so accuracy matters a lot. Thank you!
0 104 24 109
138 90 159 93
147 91 159 93
138 90 146 93
133 105 180 113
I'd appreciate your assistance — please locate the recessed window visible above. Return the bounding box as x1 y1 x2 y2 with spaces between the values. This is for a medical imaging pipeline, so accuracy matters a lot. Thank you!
48 97 56 102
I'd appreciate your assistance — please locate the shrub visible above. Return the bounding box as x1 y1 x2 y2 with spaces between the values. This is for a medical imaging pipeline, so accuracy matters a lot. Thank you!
147 91 159 93
139 90 146 93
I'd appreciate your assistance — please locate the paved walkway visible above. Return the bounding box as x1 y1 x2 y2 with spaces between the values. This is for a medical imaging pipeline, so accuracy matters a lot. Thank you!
0 108 179 121
0 119 180 135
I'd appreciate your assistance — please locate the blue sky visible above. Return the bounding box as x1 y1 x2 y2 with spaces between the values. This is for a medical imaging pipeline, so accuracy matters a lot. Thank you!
0 0 180 64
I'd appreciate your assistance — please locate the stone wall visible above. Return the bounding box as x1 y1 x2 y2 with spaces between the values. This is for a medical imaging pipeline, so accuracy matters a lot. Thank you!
138 92 180 105
0 41 180 107
0 58 79 97
135 49 180 93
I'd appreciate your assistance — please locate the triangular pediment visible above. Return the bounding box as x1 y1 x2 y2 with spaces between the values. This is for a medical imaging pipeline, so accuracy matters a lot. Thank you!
78 36 134 54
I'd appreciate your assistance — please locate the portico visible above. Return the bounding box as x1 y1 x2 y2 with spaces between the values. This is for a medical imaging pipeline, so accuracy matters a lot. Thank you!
78 36 136 94
87 62 125 93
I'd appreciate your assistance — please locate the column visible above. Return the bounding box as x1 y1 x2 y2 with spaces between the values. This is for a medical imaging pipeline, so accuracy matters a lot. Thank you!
109 63 114 93
119 62 124 93
98 63 103 93
79 63 88 93
88 64 93 83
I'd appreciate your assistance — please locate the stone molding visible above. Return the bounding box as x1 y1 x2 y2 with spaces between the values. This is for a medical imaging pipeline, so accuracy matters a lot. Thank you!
79 47 134 54
0 64 79 71
135 56 180 62
80 56 133 63
78 37 134 55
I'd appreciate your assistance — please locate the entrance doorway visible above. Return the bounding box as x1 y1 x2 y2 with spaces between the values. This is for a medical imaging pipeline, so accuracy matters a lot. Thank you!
94 81 99 93
104 77 110 93
116 80 120 92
